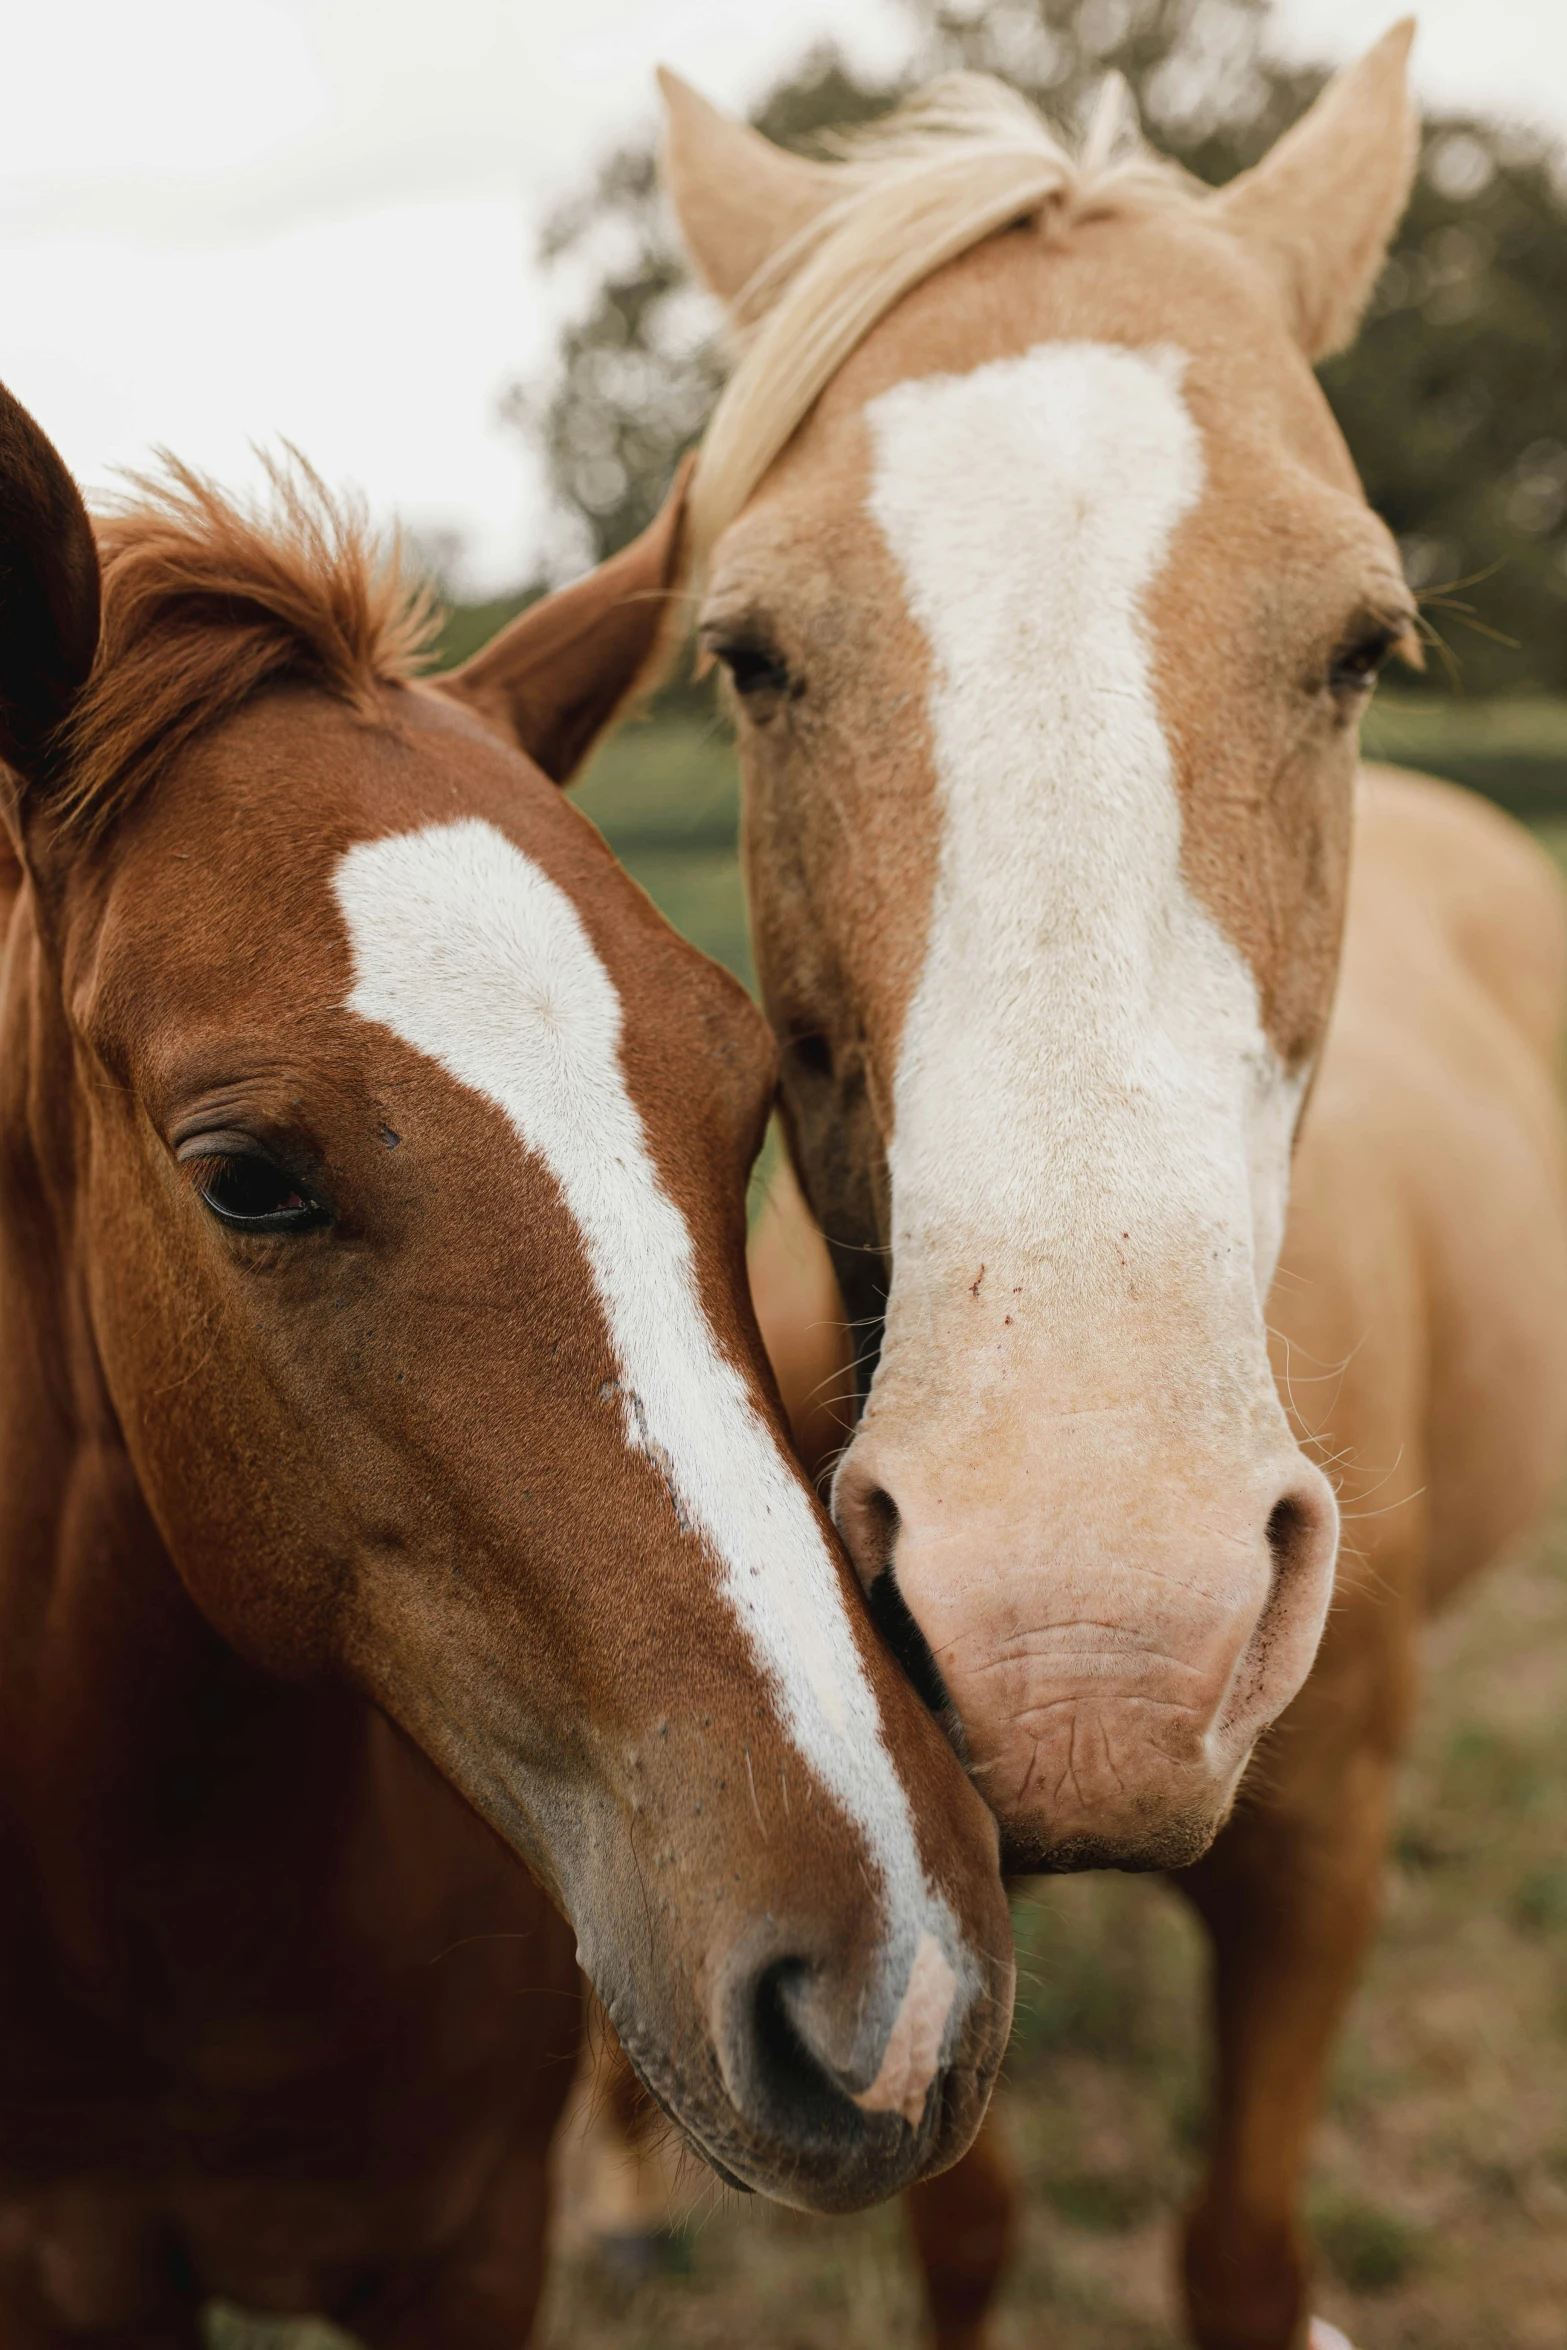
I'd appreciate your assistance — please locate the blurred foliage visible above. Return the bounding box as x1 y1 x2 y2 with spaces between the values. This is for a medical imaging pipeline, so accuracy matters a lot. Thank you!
508 0 1567 694
1326 124 1567 697
501 48 898 570
571 712 752 988
1362 688 1567 815
1512 1862 1567 1934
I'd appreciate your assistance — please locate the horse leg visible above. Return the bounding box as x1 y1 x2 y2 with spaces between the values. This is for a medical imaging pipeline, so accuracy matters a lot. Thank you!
1175 1719 1401 2350
904 2101 1018 2350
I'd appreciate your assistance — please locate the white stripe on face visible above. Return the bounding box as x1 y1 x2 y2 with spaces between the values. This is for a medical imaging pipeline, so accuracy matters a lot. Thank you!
332 819 937 1954
864 343 1300 1365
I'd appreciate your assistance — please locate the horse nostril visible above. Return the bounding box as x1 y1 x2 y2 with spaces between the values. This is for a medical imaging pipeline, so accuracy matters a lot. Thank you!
836 1471 900 1584
1209 1468 1340 1761
834 1462 965 1744
727 1937 959 2160
705 1925 979 2209
748 1957 844 2137
1265 1478 1336 1587
1267 1492 1303 1571
722 1950 878 2155
867 1568 957 1730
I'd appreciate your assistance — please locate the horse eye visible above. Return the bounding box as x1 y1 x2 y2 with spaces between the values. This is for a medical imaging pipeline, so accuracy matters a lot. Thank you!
193 1152 324 1235
715 639 792 703
1329 627 1397 696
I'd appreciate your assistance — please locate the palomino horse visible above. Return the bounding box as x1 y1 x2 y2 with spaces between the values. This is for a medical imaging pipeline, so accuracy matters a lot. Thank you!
0 380 1014 2346
659 23 1567 2349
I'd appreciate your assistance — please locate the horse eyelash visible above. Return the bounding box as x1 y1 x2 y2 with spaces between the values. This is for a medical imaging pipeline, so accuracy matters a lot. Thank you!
177 1151 231 1193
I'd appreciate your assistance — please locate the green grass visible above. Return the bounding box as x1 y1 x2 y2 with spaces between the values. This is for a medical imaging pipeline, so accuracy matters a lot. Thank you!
431 589 537 672
571 709 749 988
1512 1864 1567 1935
431 596 748 979
206 2308 356 2350
573 708 738 855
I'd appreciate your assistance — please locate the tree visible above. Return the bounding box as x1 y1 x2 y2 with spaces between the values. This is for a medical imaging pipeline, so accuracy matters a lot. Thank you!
501 48 901 577
511 0 1567 695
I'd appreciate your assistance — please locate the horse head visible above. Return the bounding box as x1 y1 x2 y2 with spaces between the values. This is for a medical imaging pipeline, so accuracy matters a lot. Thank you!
663 28 1420 1869
0 386 1011 2206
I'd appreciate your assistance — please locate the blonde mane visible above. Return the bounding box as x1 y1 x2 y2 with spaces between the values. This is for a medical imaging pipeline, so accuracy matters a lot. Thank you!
689 73 1203 568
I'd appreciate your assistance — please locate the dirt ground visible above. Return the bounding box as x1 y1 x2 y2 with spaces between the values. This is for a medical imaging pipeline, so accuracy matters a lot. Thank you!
533 1526 1567 2350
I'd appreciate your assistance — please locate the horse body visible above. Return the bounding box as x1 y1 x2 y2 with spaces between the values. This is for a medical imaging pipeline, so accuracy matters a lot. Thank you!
1289 769 1567 1611
660 27 1567 2347
0 390 1013 2343
0 1656 576 2335
1177 762 1567 2346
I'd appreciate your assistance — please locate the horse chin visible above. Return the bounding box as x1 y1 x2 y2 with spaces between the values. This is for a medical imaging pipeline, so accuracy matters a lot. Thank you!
999 1808 1226 1877
997 1760 1249 1878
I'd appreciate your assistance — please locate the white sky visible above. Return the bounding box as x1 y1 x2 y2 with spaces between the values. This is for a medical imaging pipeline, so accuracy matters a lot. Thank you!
2 0 1562 593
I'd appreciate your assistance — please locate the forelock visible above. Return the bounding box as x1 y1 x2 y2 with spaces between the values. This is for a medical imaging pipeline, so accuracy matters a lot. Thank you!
58 451 437 836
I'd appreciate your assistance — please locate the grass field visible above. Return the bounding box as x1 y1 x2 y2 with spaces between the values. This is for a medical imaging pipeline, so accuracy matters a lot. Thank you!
572 704 752 989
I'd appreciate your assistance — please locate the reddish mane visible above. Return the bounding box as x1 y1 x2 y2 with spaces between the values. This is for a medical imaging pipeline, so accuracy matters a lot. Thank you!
59 453 436 833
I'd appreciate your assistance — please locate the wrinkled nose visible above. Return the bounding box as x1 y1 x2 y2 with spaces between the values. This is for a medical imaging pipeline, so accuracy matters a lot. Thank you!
832 1438 1340 1870
708 1917 985 2210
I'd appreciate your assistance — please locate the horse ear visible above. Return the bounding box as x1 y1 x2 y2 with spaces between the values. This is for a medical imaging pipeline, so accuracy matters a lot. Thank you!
0 378 100 794
1216 19 1418 361
658 66 840 307
440 458 690 787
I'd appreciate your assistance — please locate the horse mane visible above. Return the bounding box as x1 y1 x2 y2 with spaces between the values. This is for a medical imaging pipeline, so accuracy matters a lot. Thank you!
689 72 1202 568
60 452 437 834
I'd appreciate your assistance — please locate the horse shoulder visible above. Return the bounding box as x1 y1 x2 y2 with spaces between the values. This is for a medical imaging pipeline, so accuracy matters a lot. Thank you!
1356 762 1567 1064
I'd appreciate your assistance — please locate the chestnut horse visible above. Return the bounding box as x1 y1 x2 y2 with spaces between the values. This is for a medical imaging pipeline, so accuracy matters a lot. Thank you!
0 381 1013 2346
658 24 1567 2350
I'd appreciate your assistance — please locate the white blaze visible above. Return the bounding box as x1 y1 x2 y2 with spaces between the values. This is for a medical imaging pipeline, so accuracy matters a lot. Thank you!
864 342 1300 1368
851 1929 958 2126
332 819 942 1996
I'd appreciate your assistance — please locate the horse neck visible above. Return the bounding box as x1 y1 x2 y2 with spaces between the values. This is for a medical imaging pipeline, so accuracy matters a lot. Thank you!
0 881 376 1979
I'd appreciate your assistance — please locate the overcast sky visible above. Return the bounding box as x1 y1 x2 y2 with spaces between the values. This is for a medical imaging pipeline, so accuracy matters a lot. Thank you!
3 0 1563 593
